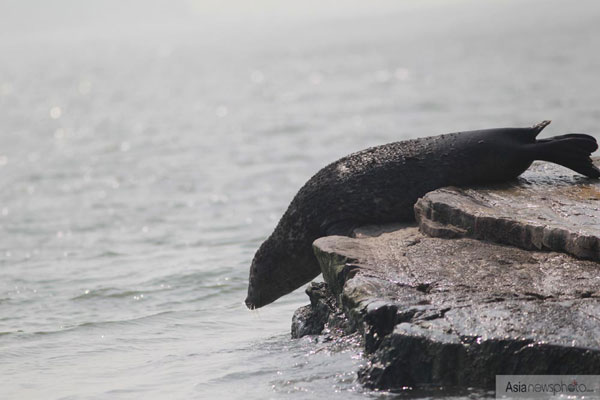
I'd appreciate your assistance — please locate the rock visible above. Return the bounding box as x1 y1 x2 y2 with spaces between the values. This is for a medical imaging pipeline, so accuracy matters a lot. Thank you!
291 282 351 338
291 283 332 338
415 161 600 260
314 227 600 390
301 160 600 391
291 305 320 338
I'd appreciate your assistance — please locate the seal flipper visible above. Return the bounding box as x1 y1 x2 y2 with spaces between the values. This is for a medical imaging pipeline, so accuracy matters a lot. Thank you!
530 134 600 178
321 219 361 237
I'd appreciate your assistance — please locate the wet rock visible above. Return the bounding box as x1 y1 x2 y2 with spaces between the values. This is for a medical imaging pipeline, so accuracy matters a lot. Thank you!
291 305 320 338
291 282 349 338
313 227 600 390
291 283 331 338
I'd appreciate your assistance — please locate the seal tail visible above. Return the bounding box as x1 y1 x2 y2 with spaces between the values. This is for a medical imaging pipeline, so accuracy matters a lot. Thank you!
531 133 600 178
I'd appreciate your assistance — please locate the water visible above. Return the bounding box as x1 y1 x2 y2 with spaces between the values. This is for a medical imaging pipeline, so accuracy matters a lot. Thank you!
1 1 600 398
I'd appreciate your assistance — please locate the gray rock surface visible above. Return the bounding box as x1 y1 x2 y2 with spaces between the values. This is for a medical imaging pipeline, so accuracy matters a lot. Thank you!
297 160 600 391
415 161 600 260
314 227 600 390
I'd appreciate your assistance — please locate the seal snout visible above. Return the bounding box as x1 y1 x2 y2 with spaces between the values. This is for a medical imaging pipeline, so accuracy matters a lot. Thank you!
245 295 257 310
246 259 262 309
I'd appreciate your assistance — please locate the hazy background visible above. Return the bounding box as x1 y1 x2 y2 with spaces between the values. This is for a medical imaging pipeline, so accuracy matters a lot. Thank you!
1 1 599 399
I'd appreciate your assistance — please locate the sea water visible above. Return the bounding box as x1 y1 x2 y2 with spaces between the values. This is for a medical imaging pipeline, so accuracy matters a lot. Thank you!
1 1 600 398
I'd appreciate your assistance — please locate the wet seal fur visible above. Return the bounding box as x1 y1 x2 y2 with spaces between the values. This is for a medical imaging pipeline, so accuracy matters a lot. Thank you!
246 121 600 309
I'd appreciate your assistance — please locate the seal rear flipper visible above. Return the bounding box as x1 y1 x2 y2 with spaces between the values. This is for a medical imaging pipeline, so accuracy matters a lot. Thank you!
536 134 598 153
530 134 600 178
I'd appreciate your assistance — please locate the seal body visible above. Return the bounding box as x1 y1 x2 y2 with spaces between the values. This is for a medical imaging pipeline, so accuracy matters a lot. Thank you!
246 121 599 309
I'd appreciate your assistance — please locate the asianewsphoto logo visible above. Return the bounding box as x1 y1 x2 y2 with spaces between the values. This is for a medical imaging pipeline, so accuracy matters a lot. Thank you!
504 379 592 395
496 375 600 399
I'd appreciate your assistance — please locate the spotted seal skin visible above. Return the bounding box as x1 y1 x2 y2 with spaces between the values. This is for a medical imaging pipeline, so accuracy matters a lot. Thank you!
245 121 599 309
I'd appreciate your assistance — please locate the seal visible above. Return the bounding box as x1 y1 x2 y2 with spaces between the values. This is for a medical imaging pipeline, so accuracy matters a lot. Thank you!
245 121 599 309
